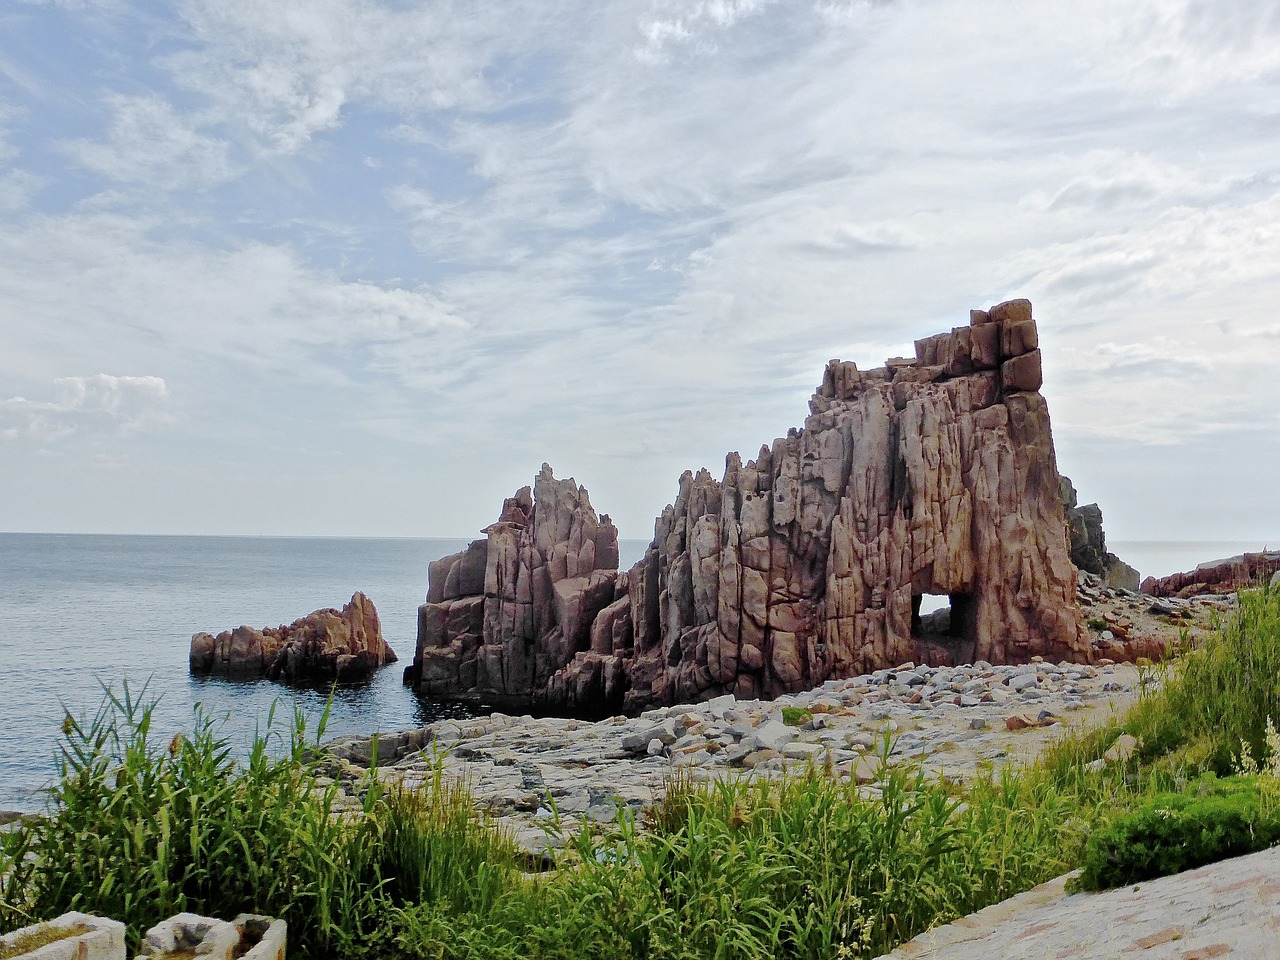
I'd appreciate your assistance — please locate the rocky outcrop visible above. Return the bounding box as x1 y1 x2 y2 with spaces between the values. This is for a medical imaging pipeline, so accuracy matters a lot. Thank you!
190 592 396 684
406 467 625 713
1141 551 1280 598
406 299 1089 713
1059 476 1140 591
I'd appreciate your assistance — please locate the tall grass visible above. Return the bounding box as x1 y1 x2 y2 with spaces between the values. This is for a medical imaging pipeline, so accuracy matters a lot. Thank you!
380 760 1089 960
1125 585 1280 777
0 684 523 960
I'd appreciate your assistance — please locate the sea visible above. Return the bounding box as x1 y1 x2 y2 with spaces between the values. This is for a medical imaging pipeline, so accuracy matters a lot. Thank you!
0 534 1271 812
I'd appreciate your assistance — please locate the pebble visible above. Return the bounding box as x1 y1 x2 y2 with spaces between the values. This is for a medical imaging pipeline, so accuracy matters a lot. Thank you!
336 659 1146 856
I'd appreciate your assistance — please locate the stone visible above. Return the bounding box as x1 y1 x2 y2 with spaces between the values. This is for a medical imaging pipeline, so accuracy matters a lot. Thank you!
750 719 798 753
0 913 126 960
1142 551 1280 599
781 741 826 761
189 592 395 685
408 301 1088 715
1008 674 1039 693
137 914 285 960
742 748 781 769
1103 733 1139 765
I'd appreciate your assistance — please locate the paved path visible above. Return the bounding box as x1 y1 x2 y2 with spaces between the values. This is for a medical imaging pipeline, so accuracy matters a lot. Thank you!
875 846 1280 959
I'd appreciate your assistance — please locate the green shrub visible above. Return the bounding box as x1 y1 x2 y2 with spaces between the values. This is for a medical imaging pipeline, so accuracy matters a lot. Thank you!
1073 776 1280 891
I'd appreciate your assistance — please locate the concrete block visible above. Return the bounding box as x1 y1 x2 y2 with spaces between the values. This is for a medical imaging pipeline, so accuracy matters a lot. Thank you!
0 912 126 960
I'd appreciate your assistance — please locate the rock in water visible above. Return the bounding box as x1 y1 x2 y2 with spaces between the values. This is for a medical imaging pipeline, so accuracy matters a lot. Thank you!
405 299 1089 713
190 592 397 684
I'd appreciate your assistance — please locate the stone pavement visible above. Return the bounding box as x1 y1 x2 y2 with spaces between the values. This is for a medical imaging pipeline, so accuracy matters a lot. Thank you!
875 846 1280 960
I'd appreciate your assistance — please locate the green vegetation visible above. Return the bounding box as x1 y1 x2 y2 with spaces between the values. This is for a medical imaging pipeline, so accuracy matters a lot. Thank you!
1073 776 1280 891
0 684 519 959
780 707 813 727
1126 586 1280 775
6 585 1280 959
0 922 91 960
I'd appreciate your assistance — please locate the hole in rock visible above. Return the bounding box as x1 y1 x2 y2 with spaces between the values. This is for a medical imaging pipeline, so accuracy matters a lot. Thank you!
911 592 972 641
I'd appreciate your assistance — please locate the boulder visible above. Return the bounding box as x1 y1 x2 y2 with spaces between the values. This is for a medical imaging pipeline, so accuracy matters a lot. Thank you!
189 592 396 684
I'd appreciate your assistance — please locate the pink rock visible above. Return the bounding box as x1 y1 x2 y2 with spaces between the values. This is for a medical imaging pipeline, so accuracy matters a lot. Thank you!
190 592 396 684
406 300 1087 714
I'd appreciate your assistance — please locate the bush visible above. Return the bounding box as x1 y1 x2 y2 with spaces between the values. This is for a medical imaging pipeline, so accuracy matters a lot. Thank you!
1126 585 1280 776
1073 776 1280 891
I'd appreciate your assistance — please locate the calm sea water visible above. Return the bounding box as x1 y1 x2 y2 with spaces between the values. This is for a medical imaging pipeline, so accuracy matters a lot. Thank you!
0 534 1268 812
0 533 651 813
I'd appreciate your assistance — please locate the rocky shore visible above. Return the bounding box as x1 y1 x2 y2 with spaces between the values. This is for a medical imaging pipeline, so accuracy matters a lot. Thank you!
325 573 1227 857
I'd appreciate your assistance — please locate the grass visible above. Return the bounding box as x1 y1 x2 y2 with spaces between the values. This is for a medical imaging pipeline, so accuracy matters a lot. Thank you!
0 682 527 959
7 584 1280 959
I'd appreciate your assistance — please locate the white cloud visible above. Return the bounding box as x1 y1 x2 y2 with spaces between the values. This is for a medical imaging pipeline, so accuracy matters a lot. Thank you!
6 0 1280 537
1 375 171 441
163 0 568 153
65 94 236 190
635 0 777 60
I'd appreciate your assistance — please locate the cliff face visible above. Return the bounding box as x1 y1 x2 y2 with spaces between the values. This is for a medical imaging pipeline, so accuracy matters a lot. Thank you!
412 467 627 712
406 299 1088 713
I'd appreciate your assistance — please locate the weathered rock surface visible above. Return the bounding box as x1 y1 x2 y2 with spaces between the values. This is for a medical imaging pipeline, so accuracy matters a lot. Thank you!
190 592 396 684
406 466 625 713
407 300 1089 713
1059 475 1139 591
1141 551 1280 598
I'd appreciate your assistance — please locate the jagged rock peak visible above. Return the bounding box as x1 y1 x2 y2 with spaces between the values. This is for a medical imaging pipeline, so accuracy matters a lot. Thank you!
1058 475 1139 591
407 299 1090 714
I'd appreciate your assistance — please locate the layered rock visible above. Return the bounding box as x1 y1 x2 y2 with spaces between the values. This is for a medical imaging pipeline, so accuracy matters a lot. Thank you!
406 299 1089 713
405 466 626 713
1141 551 1280 598
190 592 396 684
1059 476 1140 591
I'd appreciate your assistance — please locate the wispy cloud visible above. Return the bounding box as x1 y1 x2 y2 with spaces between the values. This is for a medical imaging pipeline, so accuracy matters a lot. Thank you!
1 374 171 441
3 0 1280 537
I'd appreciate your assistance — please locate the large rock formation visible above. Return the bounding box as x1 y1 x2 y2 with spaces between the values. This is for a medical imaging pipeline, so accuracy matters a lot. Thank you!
1059 476 1140 591
408 467 627 712
1141 551 1280 598
405 299 1089 713
190 592 397 684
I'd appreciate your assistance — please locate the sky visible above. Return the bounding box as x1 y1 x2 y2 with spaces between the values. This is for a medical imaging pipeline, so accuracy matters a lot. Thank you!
2 0 1280 545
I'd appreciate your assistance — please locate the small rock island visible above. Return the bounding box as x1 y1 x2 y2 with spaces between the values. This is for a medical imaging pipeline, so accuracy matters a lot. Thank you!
190 591 397 684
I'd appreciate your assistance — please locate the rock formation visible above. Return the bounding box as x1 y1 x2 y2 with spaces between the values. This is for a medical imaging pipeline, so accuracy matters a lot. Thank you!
405 299 1089 713
408 468 627 712
1141 551 1280 598
190 592 396 684
1059 476 1140 591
